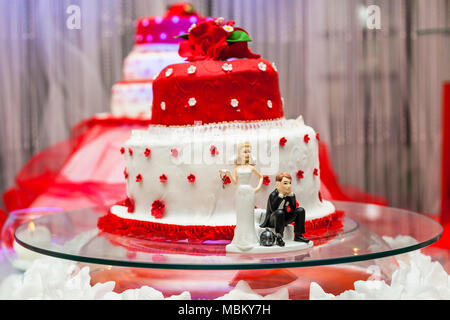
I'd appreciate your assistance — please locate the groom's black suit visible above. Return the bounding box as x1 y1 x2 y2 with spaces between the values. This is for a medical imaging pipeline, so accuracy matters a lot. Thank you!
260 189 306 237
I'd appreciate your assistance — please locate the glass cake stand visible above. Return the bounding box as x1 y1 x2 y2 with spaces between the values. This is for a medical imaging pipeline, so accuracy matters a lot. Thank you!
10 201 443 300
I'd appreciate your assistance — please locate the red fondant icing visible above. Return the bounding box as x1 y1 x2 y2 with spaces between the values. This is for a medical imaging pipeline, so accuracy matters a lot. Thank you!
279 137 287 146
144 148 151 157
151 58 284 126
296 170 304 179
160 174 168 183
136 174 142 182
304 134 310 143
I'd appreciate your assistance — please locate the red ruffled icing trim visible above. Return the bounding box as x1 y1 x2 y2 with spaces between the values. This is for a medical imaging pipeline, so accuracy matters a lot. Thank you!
97 201 345 242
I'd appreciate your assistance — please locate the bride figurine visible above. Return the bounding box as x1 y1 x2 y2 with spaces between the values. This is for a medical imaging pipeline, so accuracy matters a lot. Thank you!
219 142 263 252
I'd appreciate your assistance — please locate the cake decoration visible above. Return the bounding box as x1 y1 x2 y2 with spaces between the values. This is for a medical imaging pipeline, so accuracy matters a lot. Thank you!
188 97 197 107
160 174 168 183
144 148 151 157
136 174 143 182
296 170 304 180
313 168 319 176
177 19 260 62
187 174 196 183
260 172 311 247
151 200 165 219
279 137 287 146
263 176 271 186
124 197 135 213
304 134 310 143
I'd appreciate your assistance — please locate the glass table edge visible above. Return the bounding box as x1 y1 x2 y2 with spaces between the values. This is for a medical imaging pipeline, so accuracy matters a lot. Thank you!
14 227 442 271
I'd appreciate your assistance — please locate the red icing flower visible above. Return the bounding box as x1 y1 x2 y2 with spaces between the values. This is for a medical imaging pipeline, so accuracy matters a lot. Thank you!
124 197 135 213
136 174 143 182
171 148 179 157
124 168 128 179
313 168 319 176
316 132 320 141
128 148 133 156
296 170 304 179
178 20 260 61
304 134 310 143
144 148 151 157
120 147 125 154
151 200 165 219
210 145 219 156
187 173 196 183
318 191 323 202
160 174 168 183
222 175 231 185
263 176 271 186
279 137 287 147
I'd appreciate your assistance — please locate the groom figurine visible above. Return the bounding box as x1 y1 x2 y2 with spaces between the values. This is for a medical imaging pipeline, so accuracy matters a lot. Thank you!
260 172 310 247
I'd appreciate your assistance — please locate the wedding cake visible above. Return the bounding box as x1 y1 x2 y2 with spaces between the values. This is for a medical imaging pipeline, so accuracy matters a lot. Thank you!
99 19 342 242
110 2 205 118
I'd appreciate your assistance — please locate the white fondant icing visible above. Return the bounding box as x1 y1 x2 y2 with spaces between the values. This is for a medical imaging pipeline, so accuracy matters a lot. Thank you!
118 118 335 227
110 81 152 118
123 47 185 81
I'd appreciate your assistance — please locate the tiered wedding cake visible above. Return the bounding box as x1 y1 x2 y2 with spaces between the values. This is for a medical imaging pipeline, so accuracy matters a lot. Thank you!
110 2 205 118
99 19 342 242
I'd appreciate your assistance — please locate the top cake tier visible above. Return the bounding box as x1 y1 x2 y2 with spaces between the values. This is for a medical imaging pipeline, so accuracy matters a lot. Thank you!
135 2 206 45
150 58 284 126
150 18 284 126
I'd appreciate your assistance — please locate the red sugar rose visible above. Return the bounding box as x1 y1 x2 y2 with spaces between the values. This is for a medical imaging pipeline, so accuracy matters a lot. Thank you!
304 134 310 143
124 168 128 179
313 168 319 176
160 174 168 183
279 137 287 147
151 200 165 219
263 176 271 186
178 20 260 62
128 148 133 156
136 174 143 182
171 148 179 157
144 148 151 157
296 170 304 179
187 173 196 183
120 147 125 154
316 132 320 141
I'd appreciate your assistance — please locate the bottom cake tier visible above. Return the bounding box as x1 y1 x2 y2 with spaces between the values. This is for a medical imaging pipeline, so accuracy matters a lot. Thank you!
99 117 339 241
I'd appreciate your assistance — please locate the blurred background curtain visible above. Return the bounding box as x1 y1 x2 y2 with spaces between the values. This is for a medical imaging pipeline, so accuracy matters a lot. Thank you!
0 0 449 215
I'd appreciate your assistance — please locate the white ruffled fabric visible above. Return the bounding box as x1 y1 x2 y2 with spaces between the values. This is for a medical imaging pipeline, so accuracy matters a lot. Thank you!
310 236 450 300
0 257 287 300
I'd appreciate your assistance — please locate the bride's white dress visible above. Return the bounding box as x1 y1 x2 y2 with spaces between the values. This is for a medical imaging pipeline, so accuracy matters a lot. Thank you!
230 166 259 251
